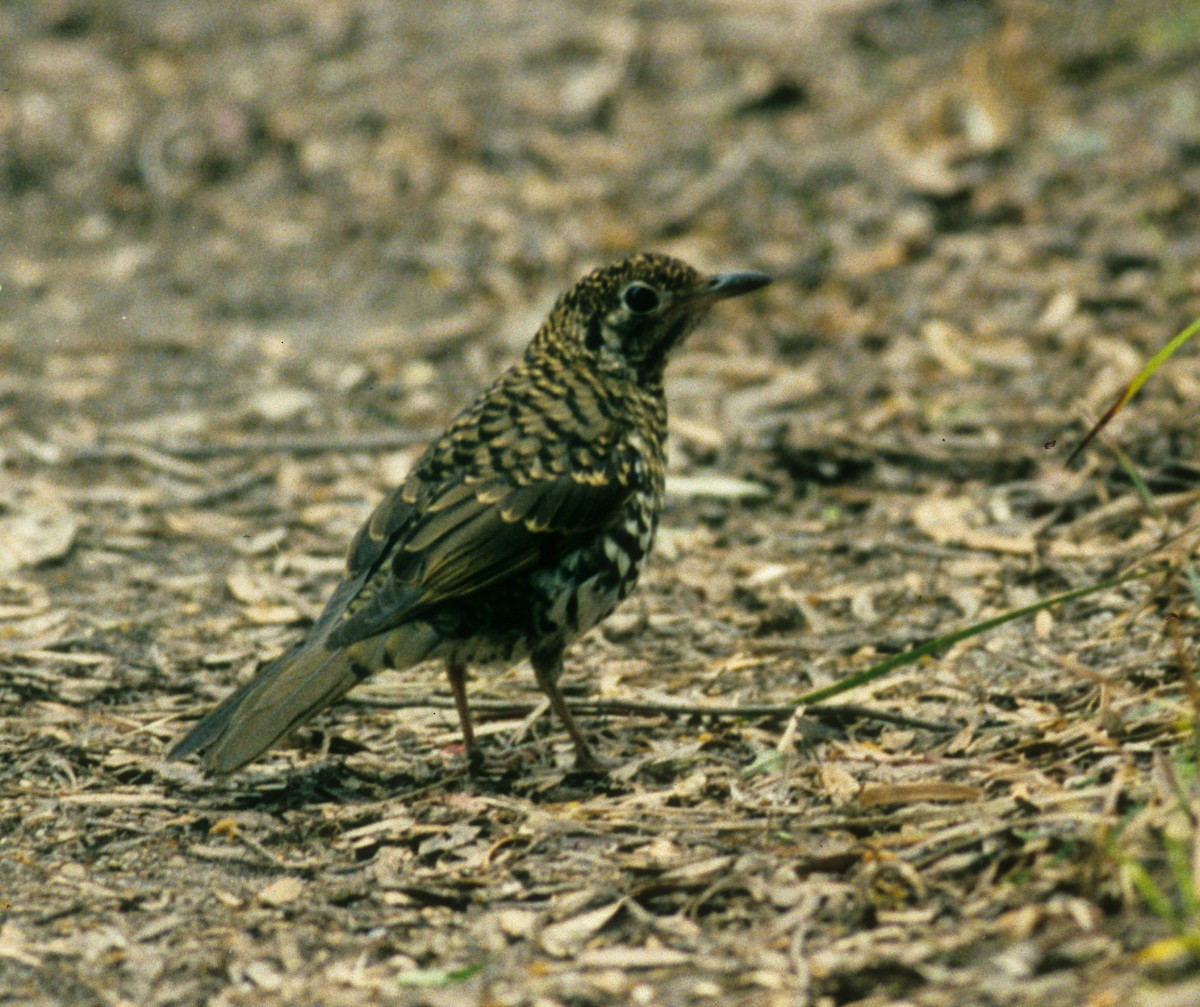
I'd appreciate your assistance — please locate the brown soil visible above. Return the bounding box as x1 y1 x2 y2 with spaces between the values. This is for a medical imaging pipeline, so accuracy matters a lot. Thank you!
2 1 1199 1005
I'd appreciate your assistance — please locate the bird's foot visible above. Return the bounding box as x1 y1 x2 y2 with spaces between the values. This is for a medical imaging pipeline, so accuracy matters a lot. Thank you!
570 745 608 776
464 744 488 777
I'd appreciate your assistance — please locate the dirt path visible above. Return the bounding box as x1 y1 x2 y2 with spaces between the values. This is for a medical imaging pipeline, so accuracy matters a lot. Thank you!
2 2 1198 1004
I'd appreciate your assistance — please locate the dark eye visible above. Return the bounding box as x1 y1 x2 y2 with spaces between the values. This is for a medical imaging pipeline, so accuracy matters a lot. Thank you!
622 283 660 314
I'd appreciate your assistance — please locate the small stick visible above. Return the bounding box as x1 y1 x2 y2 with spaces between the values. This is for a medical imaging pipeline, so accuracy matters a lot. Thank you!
345 694 954 733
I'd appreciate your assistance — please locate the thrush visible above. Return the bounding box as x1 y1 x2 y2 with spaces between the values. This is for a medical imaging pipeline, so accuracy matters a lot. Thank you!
169 252 771 775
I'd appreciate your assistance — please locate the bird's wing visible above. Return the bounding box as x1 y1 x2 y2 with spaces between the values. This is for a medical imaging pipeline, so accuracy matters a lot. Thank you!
323 450 637 649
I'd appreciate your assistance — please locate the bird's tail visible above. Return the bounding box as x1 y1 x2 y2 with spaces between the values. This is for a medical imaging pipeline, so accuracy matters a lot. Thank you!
169 628 435 775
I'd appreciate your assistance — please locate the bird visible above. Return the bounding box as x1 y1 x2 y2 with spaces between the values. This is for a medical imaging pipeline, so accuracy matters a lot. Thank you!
169 252 771 775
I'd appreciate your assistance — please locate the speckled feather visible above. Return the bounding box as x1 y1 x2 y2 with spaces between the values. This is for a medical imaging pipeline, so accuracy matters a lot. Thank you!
169 253 770 775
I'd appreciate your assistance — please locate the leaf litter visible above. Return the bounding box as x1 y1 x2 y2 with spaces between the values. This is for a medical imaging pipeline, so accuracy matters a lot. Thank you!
2 2 1200 1006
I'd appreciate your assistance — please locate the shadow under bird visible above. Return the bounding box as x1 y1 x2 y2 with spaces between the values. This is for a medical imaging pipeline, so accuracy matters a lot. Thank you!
169 252 771 775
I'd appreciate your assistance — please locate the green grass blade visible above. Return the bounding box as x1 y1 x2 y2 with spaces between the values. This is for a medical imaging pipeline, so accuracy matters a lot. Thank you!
1068 313 1200 465
796 567 1161 706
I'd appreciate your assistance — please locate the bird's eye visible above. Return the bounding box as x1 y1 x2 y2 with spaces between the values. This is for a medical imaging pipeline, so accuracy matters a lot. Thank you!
622 283 661 314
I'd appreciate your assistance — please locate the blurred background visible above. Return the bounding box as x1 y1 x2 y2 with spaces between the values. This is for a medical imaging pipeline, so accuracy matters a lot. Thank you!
5 0 1196 458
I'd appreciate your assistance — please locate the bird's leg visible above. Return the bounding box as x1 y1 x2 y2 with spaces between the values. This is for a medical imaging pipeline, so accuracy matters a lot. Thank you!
444 658 482 772
530 645 605 773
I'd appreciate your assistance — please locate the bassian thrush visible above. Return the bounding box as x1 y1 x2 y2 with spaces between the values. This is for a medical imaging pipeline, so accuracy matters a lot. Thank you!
170 253 771 774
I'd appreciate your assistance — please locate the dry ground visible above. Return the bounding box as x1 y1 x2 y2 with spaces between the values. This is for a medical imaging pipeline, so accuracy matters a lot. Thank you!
2 1 1199 1005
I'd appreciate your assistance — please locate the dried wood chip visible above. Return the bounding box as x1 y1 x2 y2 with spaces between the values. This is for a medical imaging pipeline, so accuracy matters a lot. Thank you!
859 783 983 808
818 764 862 804
342 814 418 844
540 900 624 957
243 603 303 625
662 856 735 885
132 914 184 943
493 908 537 940
233 527 290 556
249 387 317 422
58 792 180 808
243 959 285 990
417 823 481 857
0 922 40 967
920 319 975 377
0 504 78 572
577 945 693 969
14 648 110 666
911 496 1034 554
665 473 771 501
256 876 305 907
165 509 253 541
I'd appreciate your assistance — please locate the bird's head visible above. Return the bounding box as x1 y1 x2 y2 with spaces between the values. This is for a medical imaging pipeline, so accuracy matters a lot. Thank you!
533 253 771 381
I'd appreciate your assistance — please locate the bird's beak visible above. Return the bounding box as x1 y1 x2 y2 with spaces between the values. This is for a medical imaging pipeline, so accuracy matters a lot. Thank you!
653 268 771 361
704 270 773 300
673 270 772 311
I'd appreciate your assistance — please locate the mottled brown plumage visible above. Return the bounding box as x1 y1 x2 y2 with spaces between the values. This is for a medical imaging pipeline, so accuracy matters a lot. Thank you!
169 253 770 774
